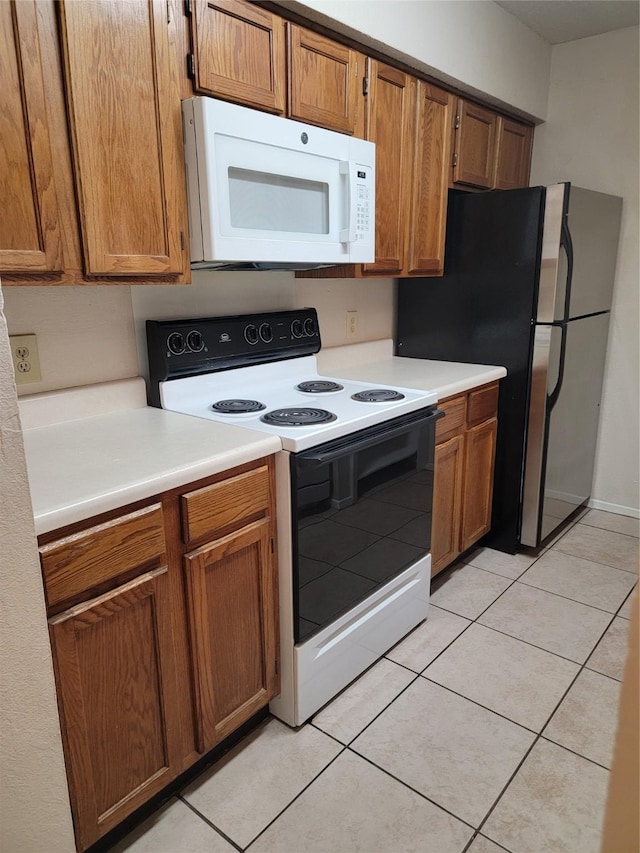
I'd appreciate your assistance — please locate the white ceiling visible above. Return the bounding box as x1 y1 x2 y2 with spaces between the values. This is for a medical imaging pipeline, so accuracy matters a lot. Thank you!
495 0 639 44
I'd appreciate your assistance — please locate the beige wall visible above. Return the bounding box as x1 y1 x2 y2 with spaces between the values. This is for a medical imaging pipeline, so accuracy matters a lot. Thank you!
282 0 551 120
530 26 640 516
0 284 76 852
2 285 138 397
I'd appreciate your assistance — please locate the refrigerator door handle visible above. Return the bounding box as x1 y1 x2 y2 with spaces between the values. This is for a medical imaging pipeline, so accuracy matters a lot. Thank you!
548 323 567 411
560 218 575 322
547 219 573 411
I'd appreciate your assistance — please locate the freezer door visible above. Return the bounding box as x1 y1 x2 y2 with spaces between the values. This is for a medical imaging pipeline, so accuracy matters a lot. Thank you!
521 313 611 545
536 183 568 324
565 187 622 318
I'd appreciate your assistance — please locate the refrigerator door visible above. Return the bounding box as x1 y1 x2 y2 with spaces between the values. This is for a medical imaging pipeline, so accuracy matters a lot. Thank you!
564 187 622 318
535 183 569 324
536 185 622 324
521 312 611 545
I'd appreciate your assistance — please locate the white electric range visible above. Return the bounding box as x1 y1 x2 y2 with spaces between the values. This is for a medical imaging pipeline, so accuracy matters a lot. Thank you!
147 309 440 726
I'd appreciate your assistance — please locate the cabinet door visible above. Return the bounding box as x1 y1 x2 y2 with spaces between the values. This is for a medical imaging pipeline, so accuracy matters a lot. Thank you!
184 519 279 753
191 0 286 114
453 100 497 189
57 0 185 276
460 417 497 551
431 434 464 577
494 116 533 190
49 568 181 851
364 61 415 275
288 24 362 134
406 82 455 276
0 0 63 273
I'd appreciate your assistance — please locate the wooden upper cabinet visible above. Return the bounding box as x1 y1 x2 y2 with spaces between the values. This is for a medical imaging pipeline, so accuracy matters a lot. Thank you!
191 0 286 114
0 0 63 274
406 82 455 276
494 116 533 190
364 61 416 276
57 0 186 276
452 98 533 191
288 24 363 135
49 568 182 851
452 99 497 189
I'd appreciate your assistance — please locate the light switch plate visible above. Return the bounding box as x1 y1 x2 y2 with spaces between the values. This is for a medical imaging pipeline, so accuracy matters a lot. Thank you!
9 334 42 385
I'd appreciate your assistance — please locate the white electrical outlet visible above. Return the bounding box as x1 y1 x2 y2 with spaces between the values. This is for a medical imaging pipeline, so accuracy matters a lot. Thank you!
9 334 42 385
346 310 358 340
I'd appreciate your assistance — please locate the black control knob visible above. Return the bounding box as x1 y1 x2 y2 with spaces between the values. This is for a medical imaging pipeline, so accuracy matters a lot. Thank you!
303 317 316 337
167 332 185 355
259 322 273 343
291 319 303 338
187 330 204 352
244 324 259 345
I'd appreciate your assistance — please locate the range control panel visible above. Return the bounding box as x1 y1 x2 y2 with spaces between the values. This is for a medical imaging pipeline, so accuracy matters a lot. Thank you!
146 308 321 403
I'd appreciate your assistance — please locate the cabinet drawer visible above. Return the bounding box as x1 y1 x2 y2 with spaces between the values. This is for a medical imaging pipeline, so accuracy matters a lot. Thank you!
181 464 270 545
40 504 166 611
467 382 499 427
436 395 467 442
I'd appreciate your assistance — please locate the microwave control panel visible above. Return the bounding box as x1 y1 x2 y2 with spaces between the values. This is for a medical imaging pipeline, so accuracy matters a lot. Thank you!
356 179 371 240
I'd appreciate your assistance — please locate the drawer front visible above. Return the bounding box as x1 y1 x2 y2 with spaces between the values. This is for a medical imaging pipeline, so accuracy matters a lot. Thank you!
40 504 166 611
181 464 270 545
436 395 467 442
467 382 499 427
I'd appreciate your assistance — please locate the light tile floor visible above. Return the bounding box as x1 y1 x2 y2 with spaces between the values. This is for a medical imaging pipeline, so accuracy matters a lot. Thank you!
112 510 638 853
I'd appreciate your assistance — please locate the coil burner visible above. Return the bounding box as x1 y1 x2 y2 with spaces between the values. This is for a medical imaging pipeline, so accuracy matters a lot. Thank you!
351 389 406 402
261 407 337 426
296 380 344 393
211 399 266 414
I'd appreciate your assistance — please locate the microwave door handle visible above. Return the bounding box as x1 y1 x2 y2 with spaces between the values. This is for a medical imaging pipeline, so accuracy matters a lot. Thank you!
339 160 357 244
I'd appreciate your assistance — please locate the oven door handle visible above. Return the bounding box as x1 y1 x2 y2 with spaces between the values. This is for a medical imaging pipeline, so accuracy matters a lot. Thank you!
299 409 443 465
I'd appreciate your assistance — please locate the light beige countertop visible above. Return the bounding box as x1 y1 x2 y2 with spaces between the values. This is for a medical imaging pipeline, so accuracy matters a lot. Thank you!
21 347 506 537
317 340 507 399
20 379 280 536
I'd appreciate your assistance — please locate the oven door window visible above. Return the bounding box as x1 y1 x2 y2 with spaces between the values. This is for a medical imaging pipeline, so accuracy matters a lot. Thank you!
292 413 436 643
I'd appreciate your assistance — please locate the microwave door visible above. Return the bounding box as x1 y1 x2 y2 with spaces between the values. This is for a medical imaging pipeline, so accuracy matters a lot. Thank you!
184 97 375 267
211 135 345 263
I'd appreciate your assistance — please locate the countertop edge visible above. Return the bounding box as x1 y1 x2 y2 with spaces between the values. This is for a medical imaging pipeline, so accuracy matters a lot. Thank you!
25 408 282 537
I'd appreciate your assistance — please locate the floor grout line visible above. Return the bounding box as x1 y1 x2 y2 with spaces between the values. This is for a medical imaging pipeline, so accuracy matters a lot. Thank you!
177 796 244 852
344 746 478 835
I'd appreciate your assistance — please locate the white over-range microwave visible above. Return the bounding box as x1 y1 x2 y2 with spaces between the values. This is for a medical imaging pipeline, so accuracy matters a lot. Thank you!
182 97 376 270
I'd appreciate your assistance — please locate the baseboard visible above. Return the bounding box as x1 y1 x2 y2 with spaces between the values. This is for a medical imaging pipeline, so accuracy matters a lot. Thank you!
588 498 640 520
545 489 585 505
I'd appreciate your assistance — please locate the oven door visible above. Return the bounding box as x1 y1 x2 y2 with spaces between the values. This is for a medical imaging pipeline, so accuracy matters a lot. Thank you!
291 406 440 643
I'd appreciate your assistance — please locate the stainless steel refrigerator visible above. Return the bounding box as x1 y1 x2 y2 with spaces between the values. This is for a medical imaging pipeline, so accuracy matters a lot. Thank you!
396 183 622 552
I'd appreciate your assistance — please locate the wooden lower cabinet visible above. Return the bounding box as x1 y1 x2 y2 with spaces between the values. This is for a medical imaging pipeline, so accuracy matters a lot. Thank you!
460 417 498 551
40 457 279 851
184 519 279 752
431 434 464 576
48 568 182 851
431 383 499 577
